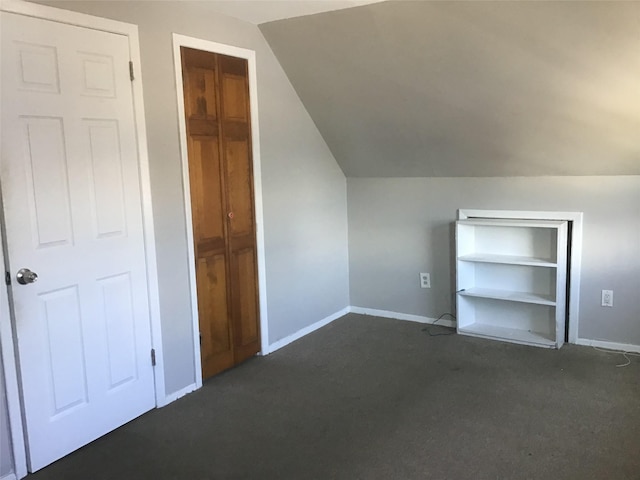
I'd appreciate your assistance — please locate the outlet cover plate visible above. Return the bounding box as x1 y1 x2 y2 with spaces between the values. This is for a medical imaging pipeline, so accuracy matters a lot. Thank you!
601 289 613 307
420 273 431 289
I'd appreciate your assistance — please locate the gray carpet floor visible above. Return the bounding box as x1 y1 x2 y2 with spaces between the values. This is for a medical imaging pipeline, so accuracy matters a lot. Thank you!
28 313 639 480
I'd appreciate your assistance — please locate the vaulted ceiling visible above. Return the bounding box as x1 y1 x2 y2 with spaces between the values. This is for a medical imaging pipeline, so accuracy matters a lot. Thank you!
196 0 384 25
260 1 640 177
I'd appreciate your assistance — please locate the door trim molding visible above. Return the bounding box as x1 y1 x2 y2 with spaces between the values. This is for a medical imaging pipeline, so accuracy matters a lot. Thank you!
458 209 583 343
0 224 27 479
0 2 164 475
172 34 270 390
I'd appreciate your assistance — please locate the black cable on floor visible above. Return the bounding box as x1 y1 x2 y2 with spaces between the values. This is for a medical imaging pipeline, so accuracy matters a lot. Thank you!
422 312 456 336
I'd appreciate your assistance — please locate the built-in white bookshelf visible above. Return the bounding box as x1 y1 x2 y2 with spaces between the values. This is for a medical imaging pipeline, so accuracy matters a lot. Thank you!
456 218 568 348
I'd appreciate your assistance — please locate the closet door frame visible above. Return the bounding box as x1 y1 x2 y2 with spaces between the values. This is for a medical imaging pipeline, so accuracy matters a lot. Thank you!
173 34 269 389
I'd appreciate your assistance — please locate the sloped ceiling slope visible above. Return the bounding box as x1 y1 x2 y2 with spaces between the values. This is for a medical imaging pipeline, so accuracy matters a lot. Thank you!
195 0 385 25
260 1 640 177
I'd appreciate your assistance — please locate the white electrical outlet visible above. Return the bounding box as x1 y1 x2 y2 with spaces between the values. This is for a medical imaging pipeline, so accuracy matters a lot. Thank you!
420 273 431 289
601 290 613 307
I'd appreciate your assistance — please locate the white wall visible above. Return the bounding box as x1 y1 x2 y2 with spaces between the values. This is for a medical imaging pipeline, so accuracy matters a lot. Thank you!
348 176 640 346
36 0 350 394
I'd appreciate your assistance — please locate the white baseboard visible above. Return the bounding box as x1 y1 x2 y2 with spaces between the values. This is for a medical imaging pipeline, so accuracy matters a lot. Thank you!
2 472 17 480
159 383 198 407
349 306 457 328
160 307 352 404
576 338 640 354
269 307 350 353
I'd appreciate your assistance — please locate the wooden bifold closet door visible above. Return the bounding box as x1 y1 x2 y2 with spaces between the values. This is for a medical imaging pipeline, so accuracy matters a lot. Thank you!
181 47 260 380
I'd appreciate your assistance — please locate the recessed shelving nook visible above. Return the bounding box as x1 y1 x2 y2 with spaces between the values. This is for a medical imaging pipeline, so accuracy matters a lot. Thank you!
456 218 568 348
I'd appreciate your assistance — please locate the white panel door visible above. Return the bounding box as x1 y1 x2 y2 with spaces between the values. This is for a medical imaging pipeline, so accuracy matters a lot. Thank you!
0 12 156 472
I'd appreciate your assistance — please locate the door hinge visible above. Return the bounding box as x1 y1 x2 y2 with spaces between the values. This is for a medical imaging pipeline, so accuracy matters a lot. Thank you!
129 61 135 81
199 332 202 346
151 348 156 367
4 272 10 286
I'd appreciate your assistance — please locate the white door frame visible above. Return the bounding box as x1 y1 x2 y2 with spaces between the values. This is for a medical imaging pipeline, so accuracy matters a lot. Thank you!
458 209 583 343
0 221 27 479
172 34 270 389
0 2 164 477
